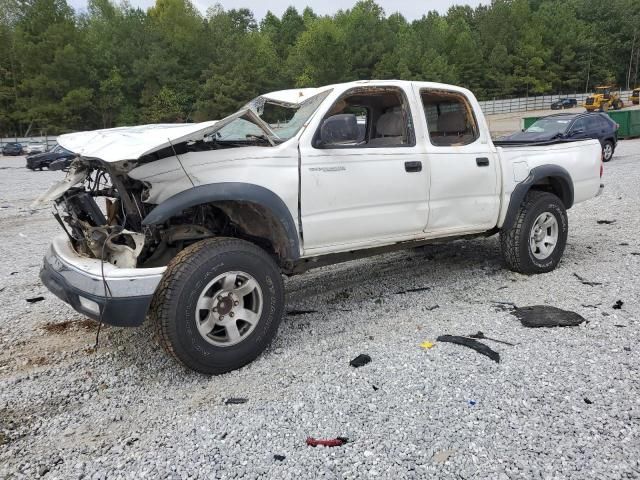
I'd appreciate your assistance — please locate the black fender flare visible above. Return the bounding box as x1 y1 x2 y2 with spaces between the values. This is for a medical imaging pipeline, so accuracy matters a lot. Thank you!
142 183 300 260
502 165 574 231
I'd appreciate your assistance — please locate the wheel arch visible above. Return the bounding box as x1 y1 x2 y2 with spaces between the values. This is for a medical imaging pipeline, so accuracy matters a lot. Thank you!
502 165 573 231
142 183 300 264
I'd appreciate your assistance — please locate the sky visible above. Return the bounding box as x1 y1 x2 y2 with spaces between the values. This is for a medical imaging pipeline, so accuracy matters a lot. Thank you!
66 0 486 20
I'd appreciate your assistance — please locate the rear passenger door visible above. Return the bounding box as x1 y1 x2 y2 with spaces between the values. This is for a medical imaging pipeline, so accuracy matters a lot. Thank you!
415 87 500 234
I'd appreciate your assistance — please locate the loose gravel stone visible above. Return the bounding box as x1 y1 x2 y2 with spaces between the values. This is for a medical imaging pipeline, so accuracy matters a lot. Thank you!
0 141 639 478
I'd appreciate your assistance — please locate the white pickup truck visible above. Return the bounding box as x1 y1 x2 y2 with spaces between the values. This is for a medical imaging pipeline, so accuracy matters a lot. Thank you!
37 80 604 374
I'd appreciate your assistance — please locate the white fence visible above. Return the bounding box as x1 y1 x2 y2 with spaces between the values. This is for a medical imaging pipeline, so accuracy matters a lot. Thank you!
479 90 634 115
0 135 58 151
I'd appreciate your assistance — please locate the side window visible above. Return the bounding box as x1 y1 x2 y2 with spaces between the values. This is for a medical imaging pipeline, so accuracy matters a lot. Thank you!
570 118 586 133
585 116 601 131
421 90 479 146
314 87 414 148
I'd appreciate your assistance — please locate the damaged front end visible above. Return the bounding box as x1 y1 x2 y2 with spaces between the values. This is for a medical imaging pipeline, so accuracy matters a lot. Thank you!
35 158 219 270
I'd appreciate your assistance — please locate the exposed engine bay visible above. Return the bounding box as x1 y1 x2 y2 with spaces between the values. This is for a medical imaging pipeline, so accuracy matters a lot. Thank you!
44 156 268 269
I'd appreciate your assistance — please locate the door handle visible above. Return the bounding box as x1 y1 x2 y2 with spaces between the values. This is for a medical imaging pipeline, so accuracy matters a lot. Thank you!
404 161 422 172
476 157 490 167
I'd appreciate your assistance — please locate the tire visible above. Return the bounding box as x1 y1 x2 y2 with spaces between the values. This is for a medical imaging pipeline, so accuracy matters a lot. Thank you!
500 191 568 275
150 237 285 374
602 140 614 162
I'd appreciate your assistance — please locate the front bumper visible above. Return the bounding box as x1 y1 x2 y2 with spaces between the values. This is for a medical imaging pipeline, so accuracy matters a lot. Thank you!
40 235 166 326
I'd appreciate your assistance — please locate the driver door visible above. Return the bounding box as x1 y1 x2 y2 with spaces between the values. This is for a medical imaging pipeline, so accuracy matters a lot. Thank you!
298 85 429 253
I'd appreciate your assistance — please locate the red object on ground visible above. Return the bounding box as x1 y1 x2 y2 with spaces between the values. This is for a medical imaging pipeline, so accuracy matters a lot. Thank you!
305 437 347 447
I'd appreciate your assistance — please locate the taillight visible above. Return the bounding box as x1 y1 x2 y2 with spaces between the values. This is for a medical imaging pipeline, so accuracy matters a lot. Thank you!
615 123 620 130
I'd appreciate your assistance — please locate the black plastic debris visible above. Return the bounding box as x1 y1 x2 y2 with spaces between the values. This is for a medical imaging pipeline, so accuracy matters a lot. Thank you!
583 397 593 404
350 354 371 368
10 272 18 276
614 324 626 328
573 273 602 286
287 309 318 316
597 219 616 225
425 305 440 311
619 242 629 246
372 385 379 391
582 304 601 309
468 331 515 346
511 306 586 328
612 300 624 310
224 398 248 405
273 454 286 461
26 296 45 303
395 286 431 294
631 252 640 256
624 347 631 352
436 335 500 363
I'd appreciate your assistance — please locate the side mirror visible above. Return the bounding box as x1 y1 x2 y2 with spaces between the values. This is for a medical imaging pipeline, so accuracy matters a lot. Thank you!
318 114 359 147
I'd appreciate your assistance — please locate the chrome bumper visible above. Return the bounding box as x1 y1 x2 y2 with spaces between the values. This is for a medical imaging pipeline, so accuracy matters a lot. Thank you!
40 235 165 326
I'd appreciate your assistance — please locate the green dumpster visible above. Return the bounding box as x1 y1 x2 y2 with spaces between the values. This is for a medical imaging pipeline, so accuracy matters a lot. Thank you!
607 109 640 139
523 117 539 130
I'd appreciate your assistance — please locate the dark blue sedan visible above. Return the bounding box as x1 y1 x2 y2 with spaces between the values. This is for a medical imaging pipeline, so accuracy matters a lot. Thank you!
504 113 619 161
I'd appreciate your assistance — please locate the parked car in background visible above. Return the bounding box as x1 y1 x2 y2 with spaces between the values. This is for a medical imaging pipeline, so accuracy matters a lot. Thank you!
23 143 47 155
631 88 639 105
2 142 23 156
503 112 619 161
26 144 75 170
550 98 577 110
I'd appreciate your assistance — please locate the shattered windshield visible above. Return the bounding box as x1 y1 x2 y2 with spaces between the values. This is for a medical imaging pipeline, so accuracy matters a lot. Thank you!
526 118 571 135
216 89 332 142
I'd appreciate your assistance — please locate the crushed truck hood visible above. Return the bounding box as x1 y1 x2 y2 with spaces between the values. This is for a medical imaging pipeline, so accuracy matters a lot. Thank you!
57 108 277 163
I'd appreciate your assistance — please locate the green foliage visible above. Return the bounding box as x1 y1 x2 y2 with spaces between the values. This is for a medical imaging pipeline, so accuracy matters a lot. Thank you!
0 0 639 136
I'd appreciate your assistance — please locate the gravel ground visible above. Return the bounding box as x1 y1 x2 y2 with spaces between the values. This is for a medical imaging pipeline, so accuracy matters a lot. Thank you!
1 141 639 479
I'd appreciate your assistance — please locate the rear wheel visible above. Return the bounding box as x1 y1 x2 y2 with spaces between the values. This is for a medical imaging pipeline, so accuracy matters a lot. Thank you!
602 140 614 162
500 191 568 274
150 237 285 374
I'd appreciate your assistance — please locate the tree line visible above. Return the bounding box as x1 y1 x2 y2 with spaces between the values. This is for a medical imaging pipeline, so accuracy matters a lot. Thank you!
0 0 638 136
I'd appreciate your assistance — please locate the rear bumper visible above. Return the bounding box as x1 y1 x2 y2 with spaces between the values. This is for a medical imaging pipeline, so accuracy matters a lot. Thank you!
39 235 165 327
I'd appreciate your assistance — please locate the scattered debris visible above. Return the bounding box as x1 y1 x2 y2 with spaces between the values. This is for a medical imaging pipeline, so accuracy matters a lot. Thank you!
573 273 602 286
511 306 586 328
583 397 593 404
582 304 601 309
614 324 626 328
396 286 431 294
125 437 139 446
612 300 624 310
631 252 640 256
42 319 96 333
436 335 500 363
9 272 18 275
468 331 515 346
26 296 45 303
306 437 348 447
619 242 629 246
224 398 248 405
273 454 286 461
372 385 379 391
420 340 435 350
492 301 517 312
425 305 440 311
286 309 318 316
624 347 631 352
350 354 371 368
597 219 616 225
432 449 455 464
468 400 477 406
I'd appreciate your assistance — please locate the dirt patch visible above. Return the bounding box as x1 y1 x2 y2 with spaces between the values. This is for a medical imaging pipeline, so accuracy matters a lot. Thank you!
42 319 97 334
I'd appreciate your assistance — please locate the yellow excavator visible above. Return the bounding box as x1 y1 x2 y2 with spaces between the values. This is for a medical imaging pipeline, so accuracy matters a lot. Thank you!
630 87 639 105
584 86 624 112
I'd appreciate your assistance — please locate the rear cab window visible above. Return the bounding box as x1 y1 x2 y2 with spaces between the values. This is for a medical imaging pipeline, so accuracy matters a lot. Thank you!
420 90 479 146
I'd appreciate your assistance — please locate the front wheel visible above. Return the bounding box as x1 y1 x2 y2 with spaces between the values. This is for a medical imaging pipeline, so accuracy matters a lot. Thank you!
150 237 285 374
500 191 568 274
